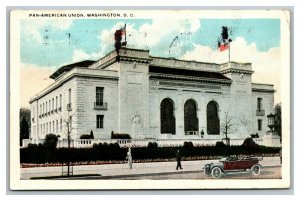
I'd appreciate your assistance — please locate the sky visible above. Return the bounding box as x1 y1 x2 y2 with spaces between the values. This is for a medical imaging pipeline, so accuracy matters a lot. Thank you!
20 17 281 107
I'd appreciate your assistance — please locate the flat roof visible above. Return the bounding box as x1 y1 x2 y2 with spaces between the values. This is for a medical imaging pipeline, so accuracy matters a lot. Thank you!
49 60 95 79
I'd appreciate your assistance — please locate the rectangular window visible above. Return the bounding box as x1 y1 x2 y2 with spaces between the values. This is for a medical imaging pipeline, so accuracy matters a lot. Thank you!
96 115 104 128
56 96 58 109
257 98 262 111
43 103 44 114
68 88 71 103
96 87 104 105
56 120 58 133
60 94 62 108
53 121 55 132
40 105 42 115
49 100 51 112
45 102 47 113
49 122 51 133
52 98 54 111
60 119 62 132
258 119 262 131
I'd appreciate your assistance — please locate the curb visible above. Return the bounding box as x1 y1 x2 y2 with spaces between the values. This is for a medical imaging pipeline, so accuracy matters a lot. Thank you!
46 170 202 180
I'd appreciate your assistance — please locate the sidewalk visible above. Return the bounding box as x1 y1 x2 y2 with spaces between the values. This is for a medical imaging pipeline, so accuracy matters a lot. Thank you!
21 157 281 180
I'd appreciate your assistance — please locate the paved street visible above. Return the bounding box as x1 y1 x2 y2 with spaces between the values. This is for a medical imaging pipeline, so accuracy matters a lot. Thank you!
107 166 281 180
21 157 281 180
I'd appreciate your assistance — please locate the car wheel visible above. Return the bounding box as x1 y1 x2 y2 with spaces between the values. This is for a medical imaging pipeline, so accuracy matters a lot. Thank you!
211 167 222 179
251 164 261 175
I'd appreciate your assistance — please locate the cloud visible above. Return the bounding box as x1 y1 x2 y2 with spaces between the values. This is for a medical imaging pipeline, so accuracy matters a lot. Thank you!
72 49 101 63
181 37 281 104
20 64 55 107
98 18 201 54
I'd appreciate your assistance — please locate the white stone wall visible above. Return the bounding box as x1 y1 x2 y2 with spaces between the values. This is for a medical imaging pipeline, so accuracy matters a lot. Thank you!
116 61 150 138
31 80 70 140
252 91 275 137
75 77 119 139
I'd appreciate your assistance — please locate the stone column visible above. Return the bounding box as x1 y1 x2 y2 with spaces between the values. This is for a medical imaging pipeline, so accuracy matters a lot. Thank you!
175 90 184 138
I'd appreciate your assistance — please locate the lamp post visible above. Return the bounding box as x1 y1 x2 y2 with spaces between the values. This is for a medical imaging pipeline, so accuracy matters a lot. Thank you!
267 113 275 133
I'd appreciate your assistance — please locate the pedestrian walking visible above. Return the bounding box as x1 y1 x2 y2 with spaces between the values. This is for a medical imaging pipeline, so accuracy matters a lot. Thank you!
126 147 133 169
176 149 183 170
201 130 204 138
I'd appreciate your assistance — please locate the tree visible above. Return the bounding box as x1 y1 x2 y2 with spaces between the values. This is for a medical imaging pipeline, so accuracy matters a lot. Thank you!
274 103 282 141
220 111 237 145
20 108 31 146
59 110 77 176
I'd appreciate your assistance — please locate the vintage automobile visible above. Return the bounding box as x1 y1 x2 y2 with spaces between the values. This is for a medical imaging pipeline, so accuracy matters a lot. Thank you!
203 156 262 179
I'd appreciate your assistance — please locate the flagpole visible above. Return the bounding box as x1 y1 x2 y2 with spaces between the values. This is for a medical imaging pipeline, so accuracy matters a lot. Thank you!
125 24 127 43
228 41 231 62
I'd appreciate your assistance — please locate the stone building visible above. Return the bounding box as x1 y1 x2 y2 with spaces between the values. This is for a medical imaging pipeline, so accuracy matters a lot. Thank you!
29 48 275 143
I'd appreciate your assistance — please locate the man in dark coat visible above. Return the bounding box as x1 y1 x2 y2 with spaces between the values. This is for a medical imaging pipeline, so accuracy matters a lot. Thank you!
176 149 183 170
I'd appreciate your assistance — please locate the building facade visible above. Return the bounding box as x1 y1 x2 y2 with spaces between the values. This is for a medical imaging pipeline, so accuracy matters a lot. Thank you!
29 48 275 142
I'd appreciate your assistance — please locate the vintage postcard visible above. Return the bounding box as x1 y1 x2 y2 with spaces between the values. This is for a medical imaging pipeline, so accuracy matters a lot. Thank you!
10 9 290 190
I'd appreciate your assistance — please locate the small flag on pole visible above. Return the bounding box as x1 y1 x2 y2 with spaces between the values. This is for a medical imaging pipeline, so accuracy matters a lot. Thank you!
219 43 228 52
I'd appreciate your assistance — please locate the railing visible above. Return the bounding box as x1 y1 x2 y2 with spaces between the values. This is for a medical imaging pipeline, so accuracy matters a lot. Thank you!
67 103 72 111
94 102 108 110
185 131 199 135
22 137 281 148
256 109 265 116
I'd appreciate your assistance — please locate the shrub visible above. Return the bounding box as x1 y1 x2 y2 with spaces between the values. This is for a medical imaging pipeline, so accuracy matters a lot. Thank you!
43 134 58 149
147 142 158 148
111 133 131 139
20 145 280 164
242 138 259 150
216 141 226 147
80 134 92 139
183 141 194 148
102 142 109 148
90 130 94 139
109 142 120 149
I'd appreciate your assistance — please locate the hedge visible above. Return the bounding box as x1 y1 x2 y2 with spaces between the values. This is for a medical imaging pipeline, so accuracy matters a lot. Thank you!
20 144 280 164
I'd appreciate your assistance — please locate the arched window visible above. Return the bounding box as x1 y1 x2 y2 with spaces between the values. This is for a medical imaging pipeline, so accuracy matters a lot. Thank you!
160 98 176 134
207 101 220 134
184 99 199 134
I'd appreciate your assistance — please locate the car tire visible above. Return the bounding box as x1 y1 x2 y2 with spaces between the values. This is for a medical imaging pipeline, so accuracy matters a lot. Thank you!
251 164 261 175
211 167 222 179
